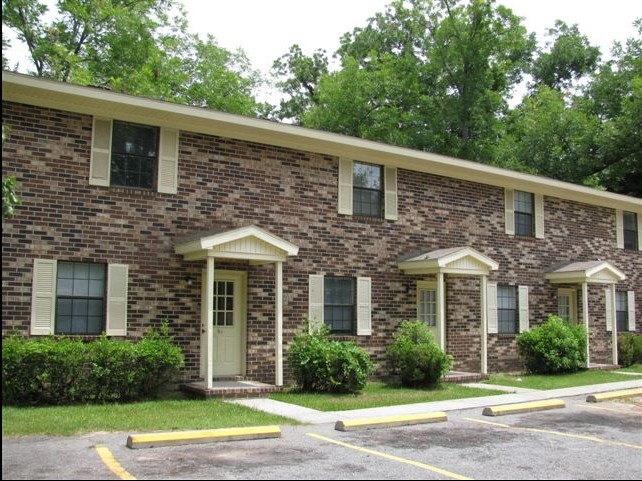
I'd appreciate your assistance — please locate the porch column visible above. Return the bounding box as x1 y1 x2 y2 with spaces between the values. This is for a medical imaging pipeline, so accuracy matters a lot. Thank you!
480 274 488 375
275 261 284 386
205 256 215 389
582 282 589 366
437 271 445 351
611 284 618 365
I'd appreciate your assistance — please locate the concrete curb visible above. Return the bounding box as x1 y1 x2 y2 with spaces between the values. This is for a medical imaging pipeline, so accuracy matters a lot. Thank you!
126 425 281 449
482 399 565 417
586 387 642 403
335 411 447 431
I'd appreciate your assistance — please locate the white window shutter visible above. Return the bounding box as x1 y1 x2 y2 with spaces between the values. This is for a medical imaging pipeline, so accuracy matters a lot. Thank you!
106 264 128 336
638 212 642 251
605 288 613 332
384 167 398 220
518 285 530 332
504 189 515 235
487 282 498 334
90 117 112 186
308 274 324 333
158 128 179 194
356 277 372 335
30 259 57 335
615 210 624 248
628 291 636 331
338 158 353 215
535 194 544 239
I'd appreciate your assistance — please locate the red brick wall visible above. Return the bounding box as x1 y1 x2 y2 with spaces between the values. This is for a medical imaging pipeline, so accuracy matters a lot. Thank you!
2 101 641 384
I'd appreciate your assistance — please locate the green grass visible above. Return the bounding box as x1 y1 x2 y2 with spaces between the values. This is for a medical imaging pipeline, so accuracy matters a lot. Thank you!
269 381 504 411
2 395 297 437
617 363 642 373
485 368 640 390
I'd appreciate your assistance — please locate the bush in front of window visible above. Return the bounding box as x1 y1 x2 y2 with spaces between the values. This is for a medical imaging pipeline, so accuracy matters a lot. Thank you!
617 333 642 368
2 322 184 406
287 323 375 393
387 320 453 388
516 315 587 374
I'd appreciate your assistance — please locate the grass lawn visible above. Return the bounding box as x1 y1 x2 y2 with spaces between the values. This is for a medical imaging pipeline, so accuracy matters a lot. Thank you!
268 381 504 411
617 364 642 373
2 395 298 437
485 367 642 390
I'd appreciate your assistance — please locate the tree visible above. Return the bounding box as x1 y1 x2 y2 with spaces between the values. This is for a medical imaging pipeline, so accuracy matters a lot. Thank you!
2 126 21 220
2 0 265 116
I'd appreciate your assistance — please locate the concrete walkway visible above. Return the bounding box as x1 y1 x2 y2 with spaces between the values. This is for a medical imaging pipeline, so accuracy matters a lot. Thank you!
231 378 642 424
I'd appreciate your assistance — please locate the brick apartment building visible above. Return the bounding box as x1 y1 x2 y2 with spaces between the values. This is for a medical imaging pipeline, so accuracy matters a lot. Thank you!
2 71 641 389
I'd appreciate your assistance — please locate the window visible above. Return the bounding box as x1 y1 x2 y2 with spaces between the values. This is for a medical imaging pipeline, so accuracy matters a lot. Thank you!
214 281 234 327
324 277 355 333
504 189 543 238
498 286 518 334
338 159 397 220
309 274 371 335
557 288 577 323
514 190 534 236
55 262 105 335
623 211 639 250
90 117 179 194
616 291 629 332
110 121 159 189
418 287 437 326
31 259 128 336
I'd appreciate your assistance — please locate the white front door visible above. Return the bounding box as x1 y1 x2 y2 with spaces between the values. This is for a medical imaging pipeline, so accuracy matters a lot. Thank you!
201 270 246 377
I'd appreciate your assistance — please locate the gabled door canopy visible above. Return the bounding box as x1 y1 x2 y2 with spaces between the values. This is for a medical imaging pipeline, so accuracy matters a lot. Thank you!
175 225 299 263
545 261 625 284
398 246 499 275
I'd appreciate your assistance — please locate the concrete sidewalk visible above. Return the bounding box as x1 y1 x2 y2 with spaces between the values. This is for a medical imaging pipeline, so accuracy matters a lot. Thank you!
231 378 642 424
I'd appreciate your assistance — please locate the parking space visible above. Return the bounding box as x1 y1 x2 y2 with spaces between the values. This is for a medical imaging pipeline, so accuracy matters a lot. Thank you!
3 395 641 480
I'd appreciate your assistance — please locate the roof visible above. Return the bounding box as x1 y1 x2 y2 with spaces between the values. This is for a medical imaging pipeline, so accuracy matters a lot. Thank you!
545 261 626 284
3 71 641 213
397 246 499 275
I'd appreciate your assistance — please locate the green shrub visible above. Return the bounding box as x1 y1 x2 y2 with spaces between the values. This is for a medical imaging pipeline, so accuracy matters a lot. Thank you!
2 322 184 406
618 333 642 367
287 323 375 393
516 315 587 374
387 320 453 388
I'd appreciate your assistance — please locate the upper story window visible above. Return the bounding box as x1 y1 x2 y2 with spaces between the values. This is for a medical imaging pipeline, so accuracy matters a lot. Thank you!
338 158 397 220
90 117 179 194
110 121 159 189
514 191 534 236
623 211 639 250
504 188 544 238
353 162 383 217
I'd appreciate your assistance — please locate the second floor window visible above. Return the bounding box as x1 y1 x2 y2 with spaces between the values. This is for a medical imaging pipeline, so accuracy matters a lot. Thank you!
514 190 534 237
623 211 639 250
353 162 383 217
111 120 159 189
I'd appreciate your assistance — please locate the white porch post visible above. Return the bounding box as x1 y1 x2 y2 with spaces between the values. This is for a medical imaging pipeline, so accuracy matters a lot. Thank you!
480 274 488 375
205 256 215 389
275 261 284 386
611 284 618 365
582 282 590 366
437 271 445 351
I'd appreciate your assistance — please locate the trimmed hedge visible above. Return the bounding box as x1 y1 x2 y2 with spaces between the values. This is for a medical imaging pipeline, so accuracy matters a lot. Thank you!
287 324 375 393
2 323 184 406
517 315 587 374
618 333 642 368
387 320 453 388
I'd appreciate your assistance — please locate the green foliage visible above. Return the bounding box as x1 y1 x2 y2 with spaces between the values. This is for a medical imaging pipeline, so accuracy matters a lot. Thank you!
287 323 375 393
2 175 21 220
387 320 453 388
517 315 587 374
618 333 642 368
2 322 184 406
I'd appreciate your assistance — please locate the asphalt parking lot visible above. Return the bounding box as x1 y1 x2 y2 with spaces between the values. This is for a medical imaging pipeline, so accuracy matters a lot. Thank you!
3 394 641 480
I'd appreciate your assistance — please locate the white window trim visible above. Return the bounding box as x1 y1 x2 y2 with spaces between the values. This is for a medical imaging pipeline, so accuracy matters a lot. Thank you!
505 188 544 238
616 209 642 251
338 158 397 220
487 283 529 334
31 258 128 336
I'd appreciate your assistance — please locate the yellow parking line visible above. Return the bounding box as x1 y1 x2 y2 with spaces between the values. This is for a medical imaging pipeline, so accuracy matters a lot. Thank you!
95 445 137 480
306 432 472 480
464 417 642 450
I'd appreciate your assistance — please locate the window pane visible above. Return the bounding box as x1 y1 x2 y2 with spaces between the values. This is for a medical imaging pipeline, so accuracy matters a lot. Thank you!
111 121 158 189
324 277 355 333
498 286 517 333
55 262 105 335
57 262 74 278
73 278 89 297
56 316 72 334
623 211 637 229
57 278 74 296
86 316 102 335
515 191 534 214
57 298 72 316
353 162 381 189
